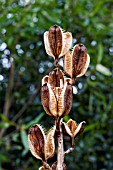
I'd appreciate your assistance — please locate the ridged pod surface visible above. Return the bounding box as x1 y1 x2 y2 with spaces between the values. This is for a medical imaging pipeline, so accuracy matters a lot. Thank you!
41 71 73 118
28 124 56 161
64 44 90 78
44 25 72 65
62 119 86 138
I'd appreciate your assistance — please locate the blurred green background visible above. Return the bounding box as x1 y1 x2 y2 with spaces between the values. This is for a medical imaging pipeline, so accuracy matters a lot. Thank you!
0 0 113 169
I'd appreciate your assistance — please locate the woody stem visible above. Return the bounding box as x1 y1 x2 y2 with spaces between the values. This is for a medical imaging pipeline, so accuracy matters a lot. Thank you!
57 118 64 170
64 138 75 155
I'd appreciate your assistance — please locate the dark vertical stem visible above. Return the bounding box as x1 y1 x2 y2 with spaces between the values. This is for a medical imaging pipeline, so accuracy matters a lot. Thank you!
0 61 14 138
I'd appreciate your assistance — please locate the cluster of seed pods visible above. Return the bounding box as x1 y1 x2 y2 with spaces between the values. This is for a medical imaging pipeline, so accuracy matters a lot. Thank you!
28 25 90 170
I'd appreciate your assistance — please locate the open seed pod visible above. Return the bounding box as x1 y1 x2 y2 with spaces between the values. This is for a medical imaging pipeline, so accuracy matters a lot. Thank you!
52 161 67 170
45 126 56 160
28 125 56 161
64 44 90 79
62 119 86 138
39 166 45 170
48 68 64 88
41 69 73 118
44 25 72 65
28 124 45 160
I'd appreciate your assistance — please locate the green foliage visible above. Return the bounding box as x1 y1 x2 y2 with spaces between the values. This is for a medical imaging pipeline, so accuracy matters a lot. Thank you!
0 0 113 169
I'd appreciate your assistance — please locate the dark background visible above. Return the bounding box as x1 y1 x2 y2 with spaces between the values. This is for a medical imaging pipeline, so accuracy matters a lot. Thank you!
0 0 113 169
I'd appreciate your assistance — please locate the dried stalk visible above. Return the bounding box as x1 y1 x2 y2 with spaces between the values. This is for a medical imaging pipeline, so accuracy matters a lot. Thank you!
57 119 64 170
28 25 90 170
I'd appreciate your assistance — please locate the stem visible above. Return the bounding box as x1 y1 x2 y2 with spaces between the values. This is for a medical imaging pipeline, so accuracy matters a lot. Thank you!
12 88 39 122
57 118 64 170
64 137 75 155
0 62 14 138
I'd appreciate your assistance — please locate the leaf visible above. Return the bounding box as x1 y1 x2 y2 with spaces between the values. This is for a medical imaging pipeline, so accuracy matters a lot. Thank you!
20 130 29 150
0 114 16 127
97 43 103 64
25 112 44 129
84 122 98 132
0 154 10 163
63 115 70 122
96 64 112 76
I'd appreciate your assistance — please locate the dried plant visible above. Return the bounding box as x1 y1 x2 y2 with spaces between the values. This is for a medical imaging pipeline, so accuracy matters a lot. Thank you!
28 25 90 170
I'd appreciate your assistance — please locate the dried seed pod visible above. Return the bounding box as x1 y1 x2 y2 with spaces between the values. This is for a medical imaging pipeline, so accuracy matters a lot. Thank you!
67 119 77 136
28 125 56 162
49 82 72 118
48 25 62 58
44 25 72 65
45 126 56 160
41 83 52 117
42 75 49 86
63 51 72 77
48 84 57 117
39 166 45 170
74 121 86 137
60 31 72 57
57 82 73 117
48 68 64 88
28 124 46 160
41 82 58 117
73 44 90 78
62 83 73 117
52 162 67 170
64 77 72 85
64 44 90 79
62 119 86 138
41 70 73 118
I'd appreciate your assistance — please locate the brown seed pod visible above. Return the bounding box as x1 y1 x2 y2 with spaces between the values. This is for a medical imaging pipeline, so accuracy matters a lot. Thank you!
42 75 49 85
28 125 56 162
28 124 46 160
64 44 90 79
41 83 52 117
48 84 57 117
63 51 72 77
73 121 86 137
45 126 56 160
41 71 73 118
48 25 62 58
63 83 73 117
48 68 64 88
73 44 90 78
62 119 86 138
39 166 45 170
44 25 72 65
